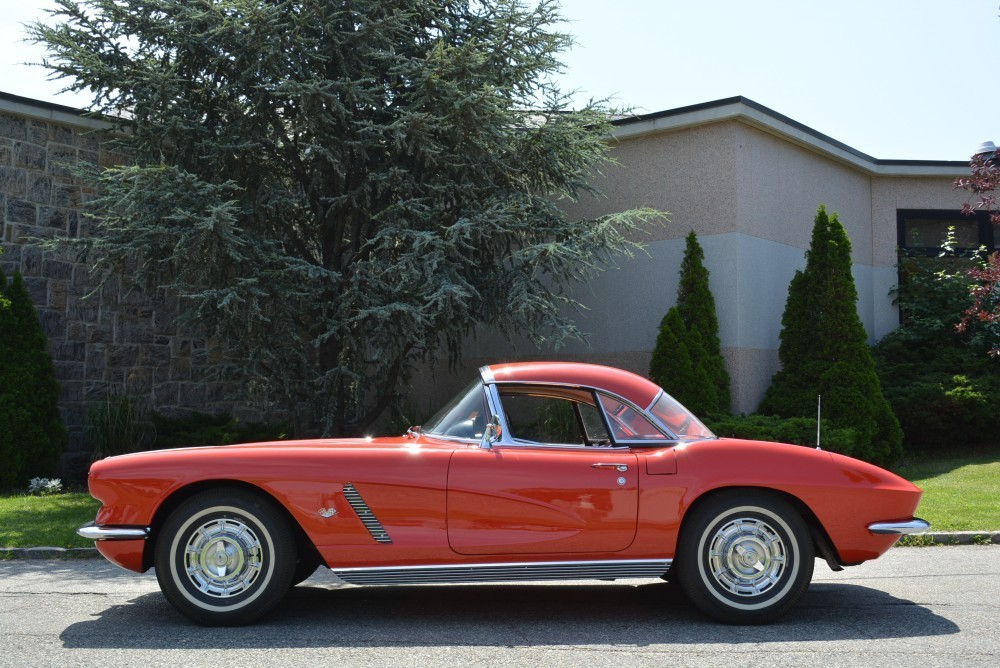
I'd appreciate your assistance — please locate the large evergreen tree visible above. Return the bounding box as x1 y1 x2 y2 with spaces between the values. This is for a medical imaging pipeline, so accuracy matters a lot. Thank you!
759 205 902 464
649 231 729 414
30 0 659 435
0 268 67 489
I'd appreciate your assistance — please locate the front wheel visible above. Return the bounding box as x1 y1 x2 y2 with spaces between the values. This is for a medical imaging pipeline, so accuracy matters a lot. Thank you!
675 491 814 624
154 488 297 626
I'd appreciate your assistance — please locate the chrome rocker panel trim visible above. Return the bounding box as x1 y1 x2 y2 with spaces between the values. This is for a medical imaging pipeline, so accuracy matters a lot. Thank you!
867 518 931 535
330 558 671 585
77 522 150 541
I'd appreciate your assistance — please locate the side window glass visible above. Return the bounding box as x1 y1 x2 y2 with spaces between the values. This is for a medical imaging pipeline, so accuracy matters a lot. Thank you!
578 402 613 445
498 390 612 446
598 394 668 442
502 394 582 444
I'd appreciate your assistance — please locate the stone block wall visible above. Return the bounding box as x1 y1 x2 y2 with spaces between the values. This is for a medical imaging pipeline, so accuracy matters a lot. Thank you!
0 94 255 475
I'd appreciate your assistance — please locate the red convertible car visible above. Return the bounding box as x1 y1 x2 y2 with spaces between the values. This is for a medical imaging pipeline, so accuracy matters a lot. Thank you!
78 362 928 626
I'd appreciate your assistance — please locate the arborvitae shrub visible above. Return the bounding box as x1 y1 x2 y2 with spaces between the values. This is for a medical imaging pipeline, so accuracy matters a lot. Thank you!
676 231 730 411
649 308 698 406
649 231 730 415
759 205 902 465
0 268 67 489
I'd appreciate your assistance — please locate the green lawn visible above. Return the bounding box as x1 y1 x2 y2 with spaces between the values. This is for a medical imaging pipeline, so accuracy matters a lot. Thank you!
894 447 1000 532
0 493 99 550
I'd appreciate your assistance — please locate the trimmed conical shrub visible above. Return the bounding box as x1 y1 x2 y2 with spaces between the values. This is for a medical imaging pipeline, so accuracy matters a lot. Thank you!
0 267 67 489
649 231 730 414
759 205 902 464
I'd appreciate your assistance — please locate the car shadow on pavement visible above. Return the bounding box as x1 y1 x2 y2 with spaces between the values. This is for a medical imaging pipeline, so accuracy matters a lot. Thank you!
60 579 958 649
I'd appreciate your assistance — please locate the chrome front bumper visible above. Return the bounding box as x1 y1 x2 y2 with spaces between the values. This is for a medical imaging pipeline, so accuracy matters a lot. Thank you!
77 522 150 541
867 518 931 535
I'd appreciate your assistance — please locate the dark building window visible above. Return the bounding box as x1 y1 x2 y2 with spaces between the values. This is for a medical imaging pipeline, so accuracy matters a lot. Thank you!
895 209 996 325
897 209 995 256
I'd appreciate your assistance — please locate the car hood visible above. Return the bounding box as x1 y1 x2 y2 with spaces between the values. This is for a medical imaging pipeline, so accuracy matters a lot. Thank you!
95 433 466 463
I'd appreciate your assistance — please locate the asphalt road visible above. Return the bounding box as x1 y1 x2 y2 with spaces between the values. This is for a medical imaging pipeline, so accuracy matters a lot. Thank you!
1 546 997 668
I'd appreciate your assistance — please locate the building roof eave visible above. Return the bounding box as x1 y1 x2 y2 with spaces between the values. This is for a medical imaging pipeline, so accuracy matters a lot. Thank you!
611 96 969 178
0 90 112 131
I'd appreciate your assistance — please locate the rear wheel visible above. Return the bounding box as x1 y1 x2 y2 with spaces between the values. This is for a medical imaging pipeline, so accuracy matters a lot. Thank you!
676 491 814 624
154 488 297 626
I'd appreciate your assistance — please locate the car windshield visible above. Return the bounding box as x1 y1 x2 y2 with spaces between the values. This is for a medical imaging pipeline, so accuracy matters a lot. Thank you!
648 392 715 440
421 380 488 440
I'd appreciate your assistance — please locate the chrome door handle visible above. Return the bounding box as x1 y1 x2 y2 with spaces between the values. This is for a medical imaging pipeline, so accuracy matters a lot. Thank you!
592 463 629 472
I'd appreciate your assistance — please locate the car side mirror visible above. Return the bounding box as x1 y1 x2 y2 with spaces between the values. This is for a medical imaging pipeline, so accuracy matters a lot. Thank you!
479 415 502 449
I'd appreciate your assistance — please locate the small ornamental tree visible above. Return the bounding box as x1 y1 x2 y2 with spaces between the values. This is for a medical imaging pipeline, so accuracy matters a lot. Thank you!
649 231 730 414
956 255 1000 353
0 268 67 489
955 152 1000 355
759 205 902 465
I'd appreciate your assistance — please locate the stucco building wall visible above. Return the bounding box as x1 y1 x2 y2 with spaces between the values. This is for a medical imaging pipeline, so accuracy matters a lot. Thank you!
519 102 970 415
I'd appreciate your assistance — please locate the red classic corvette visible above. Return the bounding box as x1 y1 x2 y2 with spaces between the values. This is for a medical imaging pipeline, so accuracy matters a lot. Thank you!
78 361 928 626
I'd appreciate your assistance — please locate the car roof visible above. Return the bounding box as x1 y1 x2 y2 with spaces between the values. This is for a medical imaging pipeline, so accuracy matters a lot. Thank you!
481 362 662 409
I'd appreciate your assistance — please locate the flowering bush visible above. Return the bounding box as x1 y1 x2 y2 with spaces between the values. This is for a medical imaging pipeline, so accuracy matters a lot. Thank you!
27 477 63 496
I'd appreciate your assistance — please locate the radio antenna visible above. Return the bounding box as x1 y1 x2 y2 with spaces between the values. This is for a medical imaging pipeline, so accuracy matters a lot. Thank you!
816 395 822 450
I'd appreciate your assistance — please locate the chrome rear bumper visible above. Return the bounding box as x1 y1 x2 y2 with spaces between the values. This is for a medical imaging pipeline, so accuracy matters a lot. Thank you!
77 522 150 541
867 518 931 535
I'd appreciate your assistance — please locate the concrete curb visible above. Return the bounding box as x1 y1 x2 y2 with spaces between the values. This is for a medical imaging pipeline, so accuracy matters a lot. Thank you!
904 531 1000 546
2 532 998 560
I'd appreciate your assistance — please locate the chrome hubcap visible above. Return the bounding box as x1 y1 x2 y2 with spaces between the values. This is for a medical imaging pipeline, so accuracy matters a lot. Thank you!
183 518 263 598
708 517 787 597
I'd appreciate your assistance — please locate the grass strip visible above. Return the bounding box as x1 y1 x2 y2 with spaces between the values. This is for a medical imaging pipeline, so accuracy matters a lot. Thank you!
0 493 99 549
894 447 1000 532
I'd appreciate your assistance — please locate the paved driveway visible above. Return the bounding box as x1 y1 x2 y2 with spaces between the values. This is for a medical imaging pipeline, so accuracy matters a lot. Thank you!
1 545 997 667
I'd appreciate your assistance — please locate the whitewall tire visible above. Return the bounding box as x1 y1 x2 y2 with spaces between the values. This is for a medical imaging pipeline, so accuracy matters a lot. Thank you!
676 490 814 624
154 488 297 626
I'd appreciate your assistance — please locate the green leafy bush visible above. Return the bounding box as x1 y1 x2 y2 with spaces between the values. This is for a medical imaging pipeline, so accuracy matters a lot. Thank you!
149 411 288 449
874 240 1000 451
704 414 857 454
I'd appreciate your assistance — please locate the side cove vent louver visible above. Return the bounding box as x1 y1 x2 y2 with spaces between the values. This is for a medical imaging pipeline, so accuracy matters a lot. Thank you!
342 482 393 544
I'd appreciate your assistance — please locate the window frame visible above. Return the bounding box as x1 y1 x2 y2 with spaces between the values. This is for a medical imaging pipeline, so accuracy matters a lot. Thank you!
485 382 675 450
897 209 996 257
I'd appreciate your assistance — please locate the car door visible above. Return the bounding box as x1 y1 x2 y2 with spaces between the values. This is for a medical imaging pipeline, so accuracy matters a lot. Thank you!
447 385 640 556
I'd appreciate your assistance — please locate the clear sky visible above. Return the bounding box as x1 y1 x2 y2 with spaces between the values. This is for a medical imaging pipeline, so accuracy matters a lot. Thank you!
2 0 998 160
